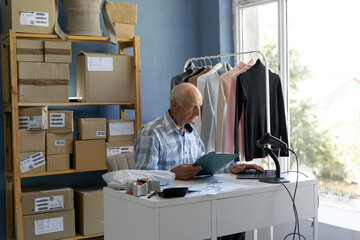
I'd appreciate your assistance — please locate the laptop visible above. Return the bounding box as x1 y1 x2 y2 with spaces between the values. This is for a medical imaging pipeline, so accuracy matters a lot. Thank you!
236 169 276 179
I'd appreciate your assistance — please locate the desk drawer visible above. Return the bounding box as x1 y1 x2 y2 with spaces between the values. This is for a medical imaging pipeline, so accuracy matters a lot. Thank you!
160 201 212 240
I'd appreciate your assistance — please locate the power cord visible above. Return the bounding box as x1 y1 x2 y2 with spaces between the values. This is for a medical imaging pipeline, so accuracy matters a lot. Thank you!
276 148 307 240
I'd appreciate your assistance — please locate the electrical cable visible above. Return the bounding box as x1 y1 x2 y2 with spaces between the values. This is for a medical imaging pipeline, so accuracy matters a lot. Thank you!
277 148 308 240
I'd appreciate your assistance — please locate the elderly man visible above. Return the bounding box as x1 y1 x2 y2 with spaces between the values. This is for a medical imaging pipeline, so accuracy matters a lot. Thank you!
134 83 262 180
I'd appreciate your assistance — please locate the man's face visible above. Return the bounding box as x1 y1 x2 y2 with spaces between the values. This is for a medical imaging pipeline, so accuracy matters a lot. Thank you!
174 94 202 125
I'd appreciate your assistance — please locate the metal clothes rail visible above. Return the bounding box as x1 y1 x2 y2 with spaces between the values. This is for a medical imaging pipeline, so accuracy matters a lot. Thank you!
184 51 271 167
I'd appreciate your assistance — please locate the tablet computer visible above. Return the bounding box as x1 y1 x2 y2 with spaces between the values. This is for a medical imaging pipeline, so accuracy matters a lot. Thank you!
193 152 239 176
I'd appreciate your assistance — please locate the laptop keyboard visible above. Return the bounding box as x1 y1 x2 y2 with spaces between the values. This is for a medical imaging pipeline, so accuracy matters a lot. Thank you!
237 169 276 179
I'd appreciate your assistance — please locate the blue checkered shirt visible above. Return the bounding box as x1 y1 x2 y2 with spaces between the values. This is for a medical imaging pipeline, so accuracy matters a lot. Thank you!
134 111 205 170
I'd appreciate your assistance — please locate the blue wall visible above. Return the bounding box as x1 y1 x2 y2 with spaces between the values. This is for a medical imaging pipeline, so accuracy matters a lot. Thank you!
0 0 233 238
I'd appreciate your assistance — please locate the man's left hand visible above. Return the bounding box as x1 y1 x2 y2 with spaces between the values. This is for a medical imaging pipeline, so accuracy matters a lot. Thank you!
229 163 263 174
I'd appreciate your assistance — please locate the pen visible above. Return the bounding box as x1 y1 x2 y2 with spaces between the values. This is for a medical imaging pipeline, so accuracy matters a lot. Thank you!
148 191 158 199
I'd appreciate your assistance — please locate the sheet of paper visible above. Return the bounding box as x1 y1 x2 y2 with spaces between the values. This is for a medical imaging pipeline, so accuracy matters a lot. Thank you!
165 180 250 196
87 57 113 71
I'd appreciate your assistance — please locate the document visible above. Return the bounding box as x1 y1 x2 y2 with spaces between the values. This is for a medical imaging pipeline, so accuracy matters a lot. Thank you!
193 152 239 176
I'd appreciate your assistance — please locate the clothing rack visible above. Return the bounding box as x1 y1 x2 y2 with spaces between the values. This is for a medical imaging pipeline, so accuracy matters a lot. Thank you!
184 51 271 167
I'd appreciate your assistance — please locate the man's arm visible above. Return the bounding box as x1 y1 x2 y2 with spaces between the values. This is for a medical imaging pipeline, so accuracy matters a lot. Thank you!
134 129 160 170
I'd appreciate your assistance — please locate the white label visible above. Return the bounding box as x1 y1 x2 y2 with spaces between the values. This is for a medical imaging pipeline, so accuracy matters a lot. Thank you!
20 152 45 173
107 146 134 157
18 116 43 130
20 11 49 27
96 131 106 137
50 113 65 128
87 57 113 71
109 122 134 136
34 195 64 212
54 140 65 146
34 216 64 235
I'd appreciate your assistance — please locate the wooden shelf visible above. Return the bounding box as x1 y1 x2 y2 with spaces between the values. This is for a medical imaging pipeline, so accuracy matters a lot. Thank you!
17 102 136 107
3 31 133 45
64 232 104 240
20 167 108 179
1 30 141 240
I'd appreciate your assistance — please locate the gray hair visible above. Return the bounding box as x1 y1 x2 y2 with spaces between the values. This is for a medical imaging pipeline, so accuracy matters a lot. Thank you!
170 84 185 106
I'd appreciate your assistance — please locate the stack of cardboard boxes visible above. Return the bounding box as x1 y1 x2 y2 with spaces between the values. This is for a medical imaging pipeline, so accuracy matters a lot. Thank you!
73 118 107 169
106 119 135 159
46 110 74 172
19 107 47 174
22 186 75 240
17 39 71 103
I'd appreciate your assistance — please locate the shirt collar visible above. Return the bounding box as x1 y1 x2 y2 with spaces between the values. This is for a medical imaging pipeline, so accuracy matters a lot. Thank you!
165 110 194 134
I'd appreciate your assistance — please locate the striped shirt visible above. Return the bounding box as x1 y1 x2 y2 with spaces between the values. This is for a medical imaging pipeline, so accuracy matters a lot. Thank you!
134 111 205 170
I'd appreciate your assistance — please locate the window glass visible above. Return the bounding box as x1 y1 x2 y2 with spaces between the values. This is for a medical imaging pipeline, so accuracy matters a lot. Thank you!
288 0 360 214
237 2 279 74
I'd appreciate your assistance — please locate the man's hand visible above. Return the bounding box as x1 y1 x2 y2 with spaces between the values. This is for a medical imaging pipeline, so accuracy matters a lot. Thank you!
229 163 263 174
170 164 202 180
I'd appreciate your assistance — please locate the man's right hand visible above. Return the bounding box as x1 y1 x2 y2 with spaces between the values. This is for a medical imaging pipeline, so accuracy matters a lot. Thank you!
170 164 202 180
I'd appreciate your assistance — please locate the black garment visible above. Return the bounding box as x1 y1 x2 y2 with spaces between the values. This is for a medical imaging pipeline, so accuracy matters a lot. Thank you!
170 62 201 90
234 59 288 161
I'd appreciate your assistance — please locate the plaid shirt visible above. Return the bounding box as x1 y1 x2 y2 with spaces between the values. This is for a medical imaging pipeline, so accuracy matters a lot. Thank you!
134 111 205 170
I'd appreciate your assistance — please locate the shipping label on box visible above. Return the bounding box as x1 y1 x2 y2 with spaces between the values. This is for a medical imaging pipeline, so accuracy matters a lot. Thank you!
107 146 134 157
19 106 48 130
34 195 64 212
35 216 63 235
48 111 73 133
20 151 45 174
106 140 134 157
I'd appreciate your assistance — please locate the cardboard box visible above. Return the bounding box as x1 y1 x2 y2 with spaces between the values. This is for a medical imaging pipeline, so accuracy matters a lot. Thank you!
19 106 48 130
20 151 46 174
106 2 137 24
46 154 70 172
19 130 45 152
72 139 106 170
74 187 104 235
77 52 134 102
114 22 134 38
44 41 72 63
22 186 74 215
77 118 106 140
2 0 56 35
16 39 44 62
23 209 75 240
18 62 69 103
47 110 73 133
106 140 134 158
106 119 135 142
46 133 73 155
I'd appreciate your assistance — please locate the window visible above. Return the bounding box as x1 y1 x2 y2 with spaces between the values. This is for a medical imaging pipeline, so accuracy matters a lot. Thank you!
234 0 360 231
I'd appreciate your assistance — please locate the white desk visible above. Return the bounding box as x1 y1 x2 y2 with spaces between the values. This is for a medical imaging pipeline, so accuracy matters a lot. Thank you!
104 173 318 240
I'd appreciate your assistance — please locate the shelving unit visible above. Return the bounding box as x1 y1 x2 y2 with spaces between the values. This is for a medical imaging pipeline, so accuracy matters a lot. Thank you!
1 30 141 240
